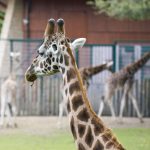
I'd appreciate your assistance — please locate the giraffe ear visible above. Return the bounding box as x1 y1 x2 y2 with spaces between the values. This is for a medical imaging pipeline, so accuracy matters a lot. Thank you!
71 38 86 50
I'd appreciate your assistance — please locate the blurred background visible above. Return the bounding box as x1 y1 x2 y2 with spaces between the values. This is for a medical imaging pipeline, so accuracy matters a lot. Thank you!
0 0 150 150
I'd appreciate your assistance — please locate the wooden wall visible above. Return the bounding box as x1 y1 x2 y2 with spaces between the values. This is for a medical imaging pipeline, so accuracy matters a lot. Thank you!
23 0 150 44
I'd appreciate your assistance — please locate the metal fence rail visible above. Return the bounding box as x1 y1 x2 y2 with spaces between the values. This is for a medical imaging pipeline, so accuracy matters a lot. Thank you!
0 76 149 117
0 39 150 117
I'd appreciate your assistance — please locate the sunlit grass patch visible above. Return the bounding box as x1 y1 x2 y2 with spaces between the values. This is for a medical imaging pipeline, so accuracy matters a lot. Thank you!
0 128 149 150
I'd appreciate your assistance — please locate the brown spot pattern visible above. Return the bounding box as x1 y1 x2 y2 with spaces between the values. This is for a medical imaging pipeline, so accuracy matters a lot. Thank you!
40 62 43 68
42 70 46 73
61 67 65 74
48 66 51 70
78 143 86 150
67 100 71 113
72 95 83 111
45 64 48 67
77 108 90 122
85 126 94 147
67 68 76 82
46 58 51 64
101 130 112 143
52 57 55 62
33 59 37 63
117 144 125 150
69 81 80 95
106 141 114 149
91 118 105 136
44 68 48 72
60 54 63 64
53 65 58 70
111 137 117 143
78 124 86 138
70 117 77 140
93 140 104 150
64 54 69 66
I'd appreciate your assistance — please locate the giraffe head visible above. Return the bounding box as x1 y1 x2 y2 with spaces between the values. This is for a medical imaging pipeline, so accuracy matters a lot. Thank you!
25 18 86 82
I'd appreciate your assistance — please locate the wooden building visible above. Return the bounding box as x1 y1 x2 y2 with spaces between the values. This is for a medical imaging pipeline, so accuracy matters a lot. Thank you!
23 0 150 44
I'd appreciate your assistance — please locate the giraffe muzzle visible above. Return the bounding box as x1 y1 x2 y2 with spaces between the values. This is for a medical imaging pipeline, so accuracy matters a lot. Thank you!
25 72 37 82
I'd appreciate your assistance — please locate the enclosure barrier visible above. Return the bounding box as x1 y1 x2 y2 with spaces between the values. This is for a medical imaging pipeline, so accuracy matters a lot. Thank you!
0 39 149 117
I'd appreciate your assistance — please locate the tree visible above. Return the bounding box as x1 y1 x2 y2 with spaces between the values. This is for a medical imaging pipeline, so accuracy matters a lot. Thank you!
87 0 150 20
0 11 5 33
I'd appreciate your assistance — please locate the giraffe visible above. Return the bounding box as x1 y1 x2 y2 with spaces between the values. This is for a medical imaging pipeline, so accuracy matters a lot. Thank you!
98 52 150 123
79 61 113 89
25 18 125 150
0 74 17 128
0 52 20 128
58 61 113 128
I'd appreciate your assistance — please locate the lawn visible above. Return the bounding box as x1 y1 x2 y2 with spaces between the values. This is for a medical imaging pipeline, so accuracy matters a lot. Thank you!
0 128 149 150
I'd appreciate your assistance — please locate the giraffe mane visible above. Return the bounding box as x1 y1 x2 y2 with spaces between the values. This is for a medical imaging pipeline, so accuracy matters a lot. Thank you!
66 42 123 149
66 43 104 124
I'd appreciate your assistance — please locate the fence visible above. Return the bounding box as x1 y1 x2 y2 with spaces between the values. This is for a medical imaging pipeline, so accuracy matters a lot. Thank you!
0 39 150 117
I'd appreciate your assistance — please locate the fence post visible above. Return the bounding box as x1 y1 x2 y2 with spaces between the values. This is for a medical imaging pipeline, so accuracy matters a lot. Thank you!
112 44 116 72
90 45 93 65
40 77 44 115
75 48 79 67
10 39 13 72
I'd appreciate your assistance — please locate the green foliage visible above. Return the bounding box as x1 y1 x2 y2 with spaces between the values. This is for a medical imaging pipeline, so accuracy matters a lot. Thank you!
87 0 150 20
0 11 5 33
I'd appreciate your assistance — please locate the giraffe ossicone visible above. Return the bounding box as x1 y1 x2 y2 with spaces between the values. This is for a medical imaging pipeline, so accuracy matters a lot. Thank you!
25 18 125 150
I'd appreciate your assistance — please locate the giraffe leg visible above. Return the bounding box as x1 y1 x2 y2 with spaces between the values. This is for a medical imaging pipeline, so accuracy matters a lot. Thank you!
119 91 127 123
6 102 16 128
107 100 116 120
57 101 66 128
105 88 116 119
129 92 144 123
99 85 116 119
98 99 104 117
12 105 18 128
98 96 116 119
119 79 134 123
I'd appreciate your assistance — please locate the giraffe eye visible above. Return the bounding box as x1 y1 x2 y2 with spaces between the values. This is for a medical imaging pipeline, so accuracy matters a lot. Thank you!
61 41 64 45
52 44 57 51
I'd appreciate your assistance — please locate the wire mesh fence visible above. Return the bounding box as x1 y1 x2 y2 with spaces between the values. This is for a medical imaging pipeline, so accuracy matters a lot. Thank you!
0 39 150 117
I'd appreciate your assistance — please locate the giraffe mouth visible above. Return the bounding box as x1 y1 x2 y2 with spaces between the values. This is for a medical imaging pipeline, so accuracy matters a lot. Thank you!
25 73 37 82
47 70 60 75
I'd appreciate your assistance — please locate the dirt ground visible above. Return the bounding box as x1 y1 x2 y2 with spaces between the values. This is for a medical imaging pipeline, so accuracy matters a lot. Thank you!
0 116 150 136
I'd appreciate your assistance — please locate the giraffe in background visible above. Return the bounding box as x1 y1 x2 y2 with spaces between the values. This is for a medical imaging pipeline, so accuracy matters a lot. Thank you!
98 52 150 123
25 18 125 150
58 60 113 128
0 52 20 128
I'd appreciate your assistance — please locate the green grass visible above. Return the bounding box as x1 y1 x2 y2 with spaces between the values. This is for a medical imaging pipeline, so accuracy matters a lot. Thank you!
0 130 75 150
0 128 149 150
114 128 150 150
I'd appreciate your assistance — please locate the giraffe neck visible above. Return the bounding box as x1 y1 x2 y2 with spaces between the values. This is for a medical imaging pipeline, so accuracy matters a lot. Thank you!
59 46 125 150
82 63 110 78
79 63 111 89
125 52 150 75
